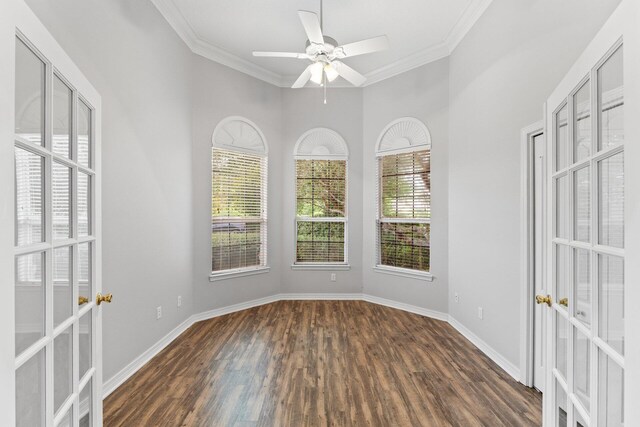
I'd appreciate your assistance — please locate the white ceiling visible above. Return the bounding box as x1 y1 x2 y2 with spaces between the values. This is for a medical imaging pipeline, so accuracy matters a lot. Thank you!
152 0 493 87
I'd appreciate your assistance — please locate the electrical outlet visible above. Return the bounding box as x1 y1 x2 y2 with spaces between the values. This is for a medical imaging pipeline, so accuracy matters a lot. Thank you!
177 296 182 307
454 293 459 303
330 273 336 282
157 306 162 320
478 307 483 320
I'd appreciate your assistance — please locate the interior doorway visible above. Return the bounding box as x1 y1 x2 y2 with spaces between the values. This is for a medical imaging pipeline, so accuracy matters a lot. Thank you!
520 121 546 392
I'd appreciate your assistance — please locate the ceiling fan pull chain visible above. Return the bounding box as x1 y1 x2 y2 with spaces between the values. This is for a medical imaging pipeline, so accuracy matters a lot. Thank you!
323 73 327 104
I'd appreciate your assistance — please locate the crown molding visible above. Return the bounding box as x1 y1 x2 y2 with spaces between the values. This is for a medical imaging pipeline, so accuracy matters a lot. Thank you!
362 41 450 86
445 0 494 52
152 0 493 88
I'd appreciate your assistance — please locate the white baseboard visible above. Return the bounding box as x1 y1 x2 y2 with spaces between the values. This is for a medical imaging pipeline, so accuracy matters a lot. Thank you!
102 293 519 400
448 316 521 381
362 294 449 322
191 294 280 323
278 293 362 300
102 314 194 398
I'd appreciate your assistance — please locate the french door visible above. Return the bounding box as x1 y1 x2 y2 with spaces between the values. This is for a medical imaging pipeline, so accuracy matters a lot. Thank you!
6 4 104 425
543 6 631 426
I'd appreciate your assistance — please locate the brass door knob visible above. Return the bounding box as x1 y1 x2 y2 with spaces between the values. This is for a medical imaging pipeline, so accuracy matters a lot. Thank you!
96 292 113 306
559 298 568 307
535 294 552 307
78 296 89 306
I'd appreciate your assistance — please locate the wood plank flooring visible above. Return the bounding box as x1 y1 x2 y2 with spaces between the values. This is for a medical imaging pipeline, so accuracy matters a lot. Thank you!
104 301 541 426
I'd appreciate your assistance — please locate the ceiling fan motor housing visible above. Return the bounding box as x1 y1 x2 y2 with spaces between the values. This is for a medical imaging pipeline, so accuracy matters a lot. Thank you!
306 36 338 59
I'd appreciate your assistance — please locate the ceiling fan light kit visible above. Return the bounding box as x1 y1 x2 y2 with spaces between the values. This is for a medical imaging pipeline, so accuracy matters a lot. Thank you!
252 1 389 102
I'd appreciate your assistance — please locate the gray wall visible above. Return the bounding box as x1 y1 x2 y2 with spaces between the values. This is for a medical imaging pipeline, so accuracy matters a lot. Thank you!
24 0 196 381
191 55 283 312
23 0 624 394
448 0 621 367
362 59 449 314
280 88 364 294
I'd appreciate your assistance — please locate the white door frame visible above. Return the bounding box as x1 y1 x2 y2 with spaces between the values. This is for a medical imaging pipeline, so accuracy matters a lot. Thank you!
519 120 545 388
1 0 103 424
543 1 640 425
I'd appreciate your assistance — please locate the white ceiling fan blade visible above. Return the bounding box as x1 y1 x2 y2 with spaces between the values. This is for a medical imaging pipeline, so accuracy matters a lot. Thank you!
332 61 366 87
298 10 324 45
292 65 313 88
335 35 389 58
253 51 308 59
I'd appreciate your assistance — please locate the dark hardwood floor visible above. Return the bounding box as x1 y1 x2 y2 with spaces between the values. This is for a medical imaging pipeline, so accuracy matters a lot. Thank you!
104 300 541 426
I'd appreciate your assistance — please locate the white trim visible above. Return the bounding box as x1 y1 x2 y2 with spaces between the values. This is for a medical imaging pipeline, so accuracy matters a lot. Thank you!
101 314 195 398
362 294 448 321
373 265 434 281
375 117 432 155
209 266 271 282
444 0 494 52
448 316 521 381
279 293 362 301
293 128 349 160
101 292 524 403
212 115 268 155
290 264 351 271
519 120 544 387
151 0 493 88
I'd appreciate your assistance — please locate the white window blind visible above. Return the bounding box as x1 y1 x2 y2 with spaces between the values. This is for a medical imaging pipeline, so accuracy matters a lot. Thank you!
377 150 430 272
295 159 347 263
211 148 267 272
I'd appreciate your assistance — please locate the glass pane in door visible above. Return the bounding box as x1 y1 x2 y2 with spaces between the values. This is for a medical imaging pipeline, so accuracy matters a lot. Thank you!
15 38 44 146
52 161 72 240
53 246 72 327
598 254 624 355
78 173 91 237
574 328 590 410
79 379 93 427
556 104 569 171
78 100 92 168
573 248 591 327
574 80 591 162
79 311 92 381
53 327 73 415
574 167 590 242
15 348 45 427
555 245 569 310
556 380 568 427
598 350 624 427
556 313 568 379
556 176 568 238
598 153 624 248
15 147 44 246
52 75 72 158
598 47 623 151
79 242 92 298
15 252 44 356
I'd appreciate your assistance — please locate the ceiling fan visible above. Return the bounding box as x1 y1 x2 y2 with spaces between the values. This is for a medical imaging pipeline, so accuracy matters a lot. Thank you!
252 0 389 90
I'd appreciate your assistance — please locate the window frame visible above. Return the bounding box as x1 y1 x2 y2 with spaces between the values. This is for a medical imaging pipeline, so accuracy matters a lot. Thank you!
375 118 433 281
209 117 269 281
292 128 350 270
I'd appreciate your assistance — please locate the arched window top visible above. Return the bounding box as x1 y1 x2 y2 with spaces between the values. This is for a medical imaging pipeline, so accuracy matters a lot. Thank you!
375 117 431 156
212 116 268 156
294 128 349 160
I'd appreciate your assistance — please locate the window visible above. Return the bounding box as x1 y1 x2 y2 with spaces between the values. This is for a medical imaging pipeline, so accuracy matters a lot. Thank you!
376 118 431 276
294 128 349 267
211 117 268 278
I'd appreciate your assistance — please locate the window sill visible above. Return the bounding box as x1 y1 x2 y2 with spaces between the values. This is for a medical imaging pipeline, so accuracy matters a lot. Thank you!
291 264 351 271
210 266 270 282
373 265 434 281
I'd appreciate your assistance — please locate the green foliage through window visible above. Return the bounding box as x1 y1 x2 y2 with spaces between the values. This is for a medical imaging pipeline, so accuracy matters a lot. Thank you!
295 159 346 263
212 149 267 272
378 150 430 272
